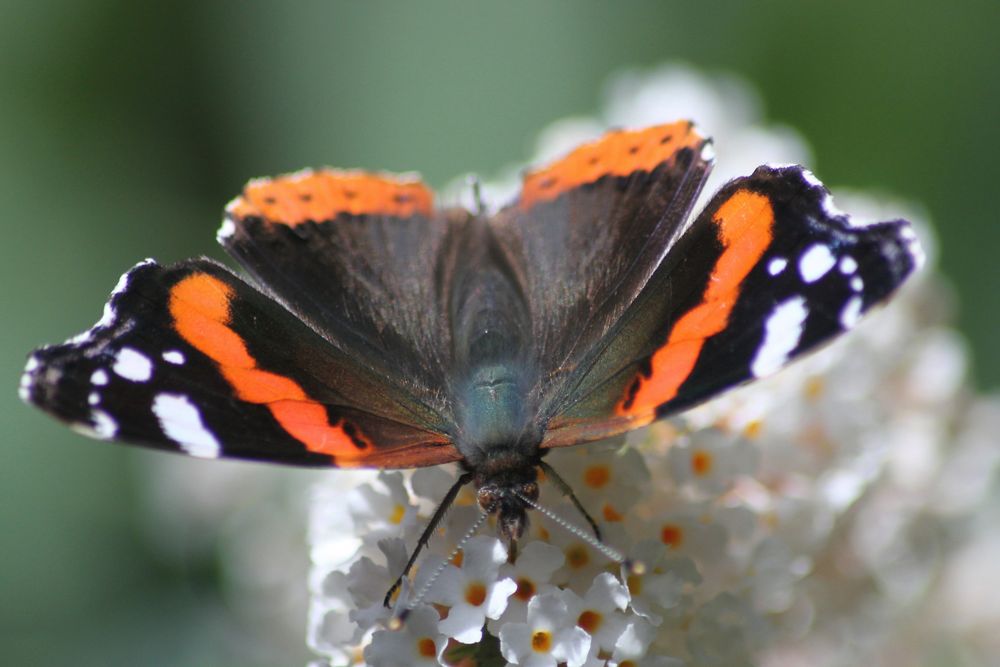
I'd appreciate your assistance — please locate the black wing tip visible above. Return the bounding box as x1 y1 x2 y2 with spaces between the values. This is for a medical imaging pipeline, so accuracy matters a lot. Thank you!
18 257 166 422
19 345 118 440
746 164 925 274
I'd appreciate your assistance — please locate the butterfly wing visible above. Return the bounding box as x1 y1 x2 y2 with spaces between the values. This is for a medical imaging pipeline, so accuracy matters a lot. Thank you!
542 165 922 446
219 170 466 427
490 122 714 415
21 259 461 468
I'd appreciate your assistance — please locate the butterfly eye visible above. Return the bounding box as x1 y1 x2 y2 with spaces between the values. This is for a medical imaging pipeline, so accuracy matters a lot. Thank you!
476 487 501 512
517 481 539 502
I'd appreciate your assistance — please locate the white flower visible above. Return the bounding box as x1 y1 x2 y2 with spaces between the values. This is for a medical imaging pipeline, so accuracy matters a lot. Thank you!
667 428 758 495
348 471 422 543
422 535 517 644
346 539 409 636
608 617 673 665
364 605 446 667
494 540 566 626
624 540 701 626
561 572 631 657
642 503 728 564
545 441 649 525
499 590 592 667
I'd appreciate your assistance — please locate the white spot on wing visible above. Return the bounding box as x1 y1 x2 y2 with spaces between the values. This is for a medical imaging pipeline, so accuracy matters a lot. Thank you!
796 168 846 219
91 410 118 439
68 329 94 345
113 347 153 382
839 256 858 274
751 296 809 378
91 369 109 386
217 218 236 242
18 375 32 402
63 259 156 346
767 257 788 276
799 244 836 283
19 355 39 402
840 295 864 329
109 266 133 297
700 141 715 162
798 167 823 189
152 393 221 459
88 392 100 406
850 276 864 292
162 350 185 365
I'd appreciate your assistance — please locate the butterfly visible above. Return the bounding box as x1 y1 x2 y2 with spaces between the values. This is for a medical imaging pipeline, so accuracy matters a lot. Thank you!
20 121 921 601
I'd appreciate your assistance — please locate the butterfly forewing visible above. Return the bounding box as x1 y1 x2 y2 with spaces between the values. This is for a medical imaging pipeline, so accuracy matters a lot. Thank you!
220 169 467 426
22 259 462 468
542 165 921 447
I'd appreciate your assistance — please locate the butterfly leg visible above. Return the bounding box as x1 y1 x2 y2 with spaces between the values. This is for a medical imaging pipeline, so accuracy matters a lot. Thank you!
538 460 602 541
384 471 474 608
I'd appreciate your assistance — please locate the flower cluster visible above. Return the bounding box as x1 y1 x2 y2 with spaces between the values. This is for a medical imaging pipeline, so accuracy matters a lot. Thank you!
304 65 1000 666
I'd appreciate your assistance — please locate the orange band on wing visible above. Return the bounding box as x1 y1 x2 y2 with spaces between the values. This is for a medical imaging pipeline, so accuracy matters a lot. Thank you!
618 190 774 417
168 273 371 463
520 122 704 209
227 169 434 226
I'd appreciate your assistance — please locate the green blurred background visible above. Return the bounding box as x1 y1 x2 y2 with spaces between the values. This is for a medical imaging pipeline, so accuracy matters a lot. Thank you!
2 2 997 665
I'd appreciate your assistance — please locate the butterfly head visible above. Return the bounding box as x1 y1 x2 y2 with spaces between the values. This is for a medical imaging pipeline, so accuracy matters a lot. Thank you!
472 448 540 546
477 477 538 545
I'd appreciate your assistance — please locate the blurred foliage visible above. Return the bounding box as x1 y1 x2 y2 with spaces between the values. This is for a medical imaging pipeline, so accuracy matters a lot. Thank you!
1 1 997 665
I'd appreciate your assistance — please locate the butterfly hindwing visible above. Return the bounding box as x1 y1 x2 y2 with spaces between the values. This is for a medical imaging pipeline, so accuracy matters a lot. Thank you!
21 258 461 468
543 165 922 446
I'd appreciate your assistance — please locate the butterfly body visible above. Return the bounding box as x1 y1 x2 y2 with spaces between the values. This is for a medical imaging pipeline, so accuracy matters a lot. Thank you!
21 121 921 558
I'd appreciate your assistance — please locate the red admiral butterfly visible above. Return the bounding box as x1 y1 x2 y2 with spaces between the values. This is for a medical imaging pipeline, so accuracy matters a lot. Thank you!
20 121 921 601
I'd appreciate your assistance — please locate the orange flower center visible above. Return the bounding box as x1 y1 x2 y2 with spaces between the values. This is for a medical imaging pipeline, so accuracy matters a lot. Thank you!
584 465 611 488
464 581 487 606
566 544 590 569
691 449 713 476
743 419 763 439
577 609 603 633
416 637 437 658
661 523 684 548
602 503 623 522
515 577 536 602
627 574 642 595
531 630 553 652
389 503 406 524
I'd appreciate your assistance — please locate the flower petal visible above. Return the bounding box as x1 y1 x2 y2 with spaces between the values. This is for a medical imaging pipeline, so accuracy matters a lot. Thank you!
485 576 518 618
551 625 592 667
438 601 487 644
498 621 533 663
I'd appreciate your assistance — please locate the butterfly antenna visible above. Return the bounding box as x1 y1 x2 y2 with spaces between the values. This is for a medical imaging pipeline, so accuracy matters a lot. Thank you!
390 501 495 628
538 460 603 540
385 472 473 608
513 490 643 575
